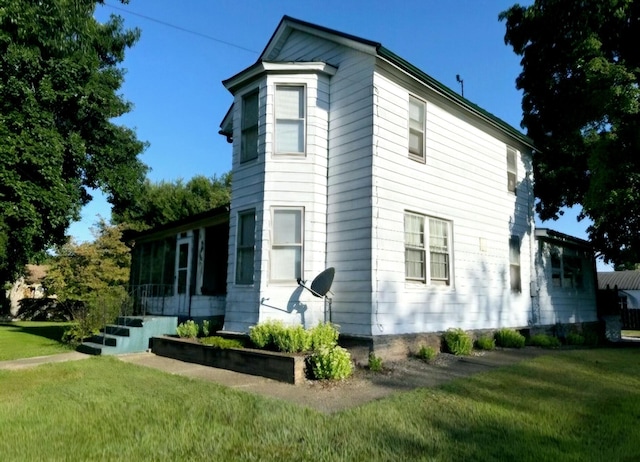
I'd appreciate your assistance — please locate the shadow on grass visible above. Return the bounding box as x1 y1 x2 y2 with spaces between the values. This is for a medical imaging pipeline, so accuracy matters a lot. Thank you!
0 322 70 342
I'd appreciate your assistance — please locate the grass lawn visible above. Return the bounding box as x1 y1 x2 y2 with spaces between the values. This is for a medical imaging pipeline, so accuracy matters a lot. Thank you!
622 330 640 338
1 348 639 460
0 321 73 361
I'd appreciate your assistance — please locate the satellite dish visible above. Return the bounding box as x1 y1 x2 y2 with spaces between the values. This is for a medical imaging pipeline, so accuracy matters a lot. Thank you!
297 267 335 298
310 267 335 298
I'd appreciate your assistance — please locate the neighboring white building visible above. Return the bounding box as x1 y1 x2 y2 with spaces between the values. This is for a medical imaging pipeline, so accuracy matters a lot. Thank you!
215 16 598 339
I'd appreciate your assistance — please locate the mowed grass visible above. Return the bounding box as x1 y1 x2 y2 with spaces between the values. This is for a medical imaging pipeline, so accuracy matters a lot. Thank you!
0 321 73 361
1 348 639 461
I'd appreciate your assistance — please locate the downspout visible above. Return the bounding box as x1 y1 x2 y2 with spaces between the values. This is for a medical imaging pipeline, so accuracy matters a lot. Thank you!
527 168 539 326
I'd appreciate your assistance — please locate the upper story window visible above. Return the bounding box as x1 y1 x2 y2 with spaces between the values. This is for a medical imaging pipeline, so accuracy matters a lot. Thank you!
235 210 256 285
271 207 303 281
275 85 305 155
507 146 517 193
404 212 451 285
241 90 259 163
409 96 426 161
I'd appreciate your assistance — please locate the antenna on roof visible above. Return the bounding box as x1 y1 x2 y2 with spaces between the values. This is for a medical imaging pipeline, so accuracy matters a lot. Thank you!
297 267 335 322
456 74 464 97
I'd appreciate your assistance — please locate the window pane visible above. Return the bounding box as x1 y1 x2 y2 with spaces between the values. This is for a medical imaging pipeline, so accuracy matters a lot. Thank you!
236 248 254 284
405 249 425 280
241 128 258 162
238 212 255 246
273 210 301 244
409 98 424 125
272 247 301 280
276 86 303 118
506 146 517 172
241 92 259 163
275 120 304 153
430 252 449 280
409 130 423 156
242 92 258 127
429 218 448 253
509 236 520 264
404 214 424 247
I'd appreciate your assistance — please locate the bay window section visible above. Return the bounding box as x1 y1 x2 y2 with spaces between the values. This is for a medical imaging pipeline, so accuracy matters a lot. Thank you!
235 210 255 284
241 90 259 163
271 208 303 281
275 85 305 155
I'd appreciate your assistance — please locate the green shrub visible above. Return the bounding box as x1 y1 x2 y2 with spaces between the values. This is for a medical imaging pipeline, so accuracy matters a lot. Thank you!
417 345 438 362
443 328 473 356
249 320 285 350
475 335 496 351
308 322 339 350
307 346 353 380
495 328 526 348
176 320 199 339
200 320 211 338
528 333 561 348
565 332 585 346
200 336 244 349
368 353 383 372
273 325 311 353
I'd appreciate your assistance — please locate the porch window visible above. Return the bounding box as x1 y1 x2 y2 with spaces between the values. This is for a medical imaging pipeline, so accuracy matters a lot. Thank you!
405 212 451 285
549 246 584 289
507 146 517 193
241 90 259 163
275 85 305 154
236 210 255 285
409 96 426 161
271 208 303 281
510 235 521 293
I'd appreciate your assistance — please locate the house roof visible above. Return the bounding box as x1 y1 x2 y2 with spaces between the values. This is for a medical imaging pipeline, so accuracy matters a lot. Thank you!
598 271 640 290
535 228 592 249
122 205 230 244
220 15 535 150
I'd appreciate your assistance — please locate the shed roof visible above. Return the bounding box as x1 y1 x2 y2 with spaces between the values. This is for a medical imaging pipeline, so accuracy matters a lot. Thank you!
598 271 640 290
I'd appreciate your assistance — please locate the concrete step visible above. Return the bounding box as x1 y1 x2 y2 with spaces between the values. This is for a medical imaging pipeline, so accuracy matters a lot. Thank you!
116 316 144 327
87 333 118 347
105 325 131 336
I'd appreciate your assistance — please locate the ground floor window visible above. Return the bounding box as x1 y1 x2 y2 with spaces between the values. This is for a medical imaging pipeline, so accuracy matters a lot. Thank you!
236 210 256 285
271 207 303 281
404 212 451 285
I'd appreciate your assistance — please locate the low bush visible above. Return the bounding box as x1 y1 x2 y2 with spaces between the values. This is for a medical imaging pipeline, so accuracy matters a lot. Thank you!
249 320 285 350
475 335 496 351
273 325 311 353
528 333 561 348
565 332 585 346
417 345 438 362
495 328 526 348
200 336 244 349
176 320 199 339
308 322 339 350
200 320 211 337
443 328 473 356
307 346 353 380
368 353 383 372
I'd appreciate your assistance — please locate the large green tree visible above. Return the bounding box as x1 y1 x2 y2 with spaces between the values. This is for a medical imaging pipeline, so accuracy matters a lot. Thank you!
0 0 147 285
500 0 640 266
114 173 232 231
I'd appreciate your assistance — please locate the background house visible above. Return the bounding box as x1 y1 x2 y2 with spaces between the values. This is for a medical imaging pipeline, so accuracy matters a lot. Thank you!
215 15 599 346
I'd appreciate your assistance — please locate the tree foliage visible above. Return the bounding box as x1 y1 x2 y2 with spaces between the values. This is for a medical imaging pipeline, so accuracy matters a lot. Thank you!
43 220 130 341
501 0 640 265
0 0 147 285
114 173 232 231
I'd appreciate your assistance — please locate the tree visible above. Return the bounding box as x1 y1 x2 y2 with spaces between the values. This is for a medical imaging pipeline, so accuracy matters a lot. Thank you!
43 220 131 342
0 0 147 286
500 0 640 266
114 173 232 231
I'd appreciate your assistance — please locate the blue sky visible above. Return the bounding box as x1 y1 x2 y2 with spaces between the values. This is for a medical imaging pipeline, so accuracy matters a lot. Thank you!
72 0 609 268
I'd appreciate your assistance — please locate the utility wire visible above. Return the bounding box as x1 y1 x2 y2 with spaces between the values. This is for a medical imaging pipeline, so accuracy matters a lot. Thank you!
103 2 259 55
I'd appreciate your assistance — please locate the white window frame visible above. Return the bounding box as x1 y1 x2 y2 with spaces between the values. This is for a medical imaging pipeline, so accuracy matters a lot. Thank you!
270 207 304 282
507 146 517 193
510 235 521 293
240 90 259 163
274 85 306 155
404 212 451 285
408 95 426 162
235 210 256 285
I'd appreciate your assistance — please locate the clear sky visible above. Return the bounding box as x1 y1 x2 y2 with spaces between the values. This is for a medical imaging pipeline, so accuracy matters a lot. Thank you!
70 0 610 269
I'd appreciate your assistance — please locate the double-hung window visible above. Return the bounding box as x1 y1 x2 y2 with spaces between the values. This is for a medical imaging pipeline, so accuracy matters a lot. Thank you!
507 146 517 193
509 236 521 293
241 91 259 163
275 85 305 155
271 208 303 281
550 246 584 289
235 210 255 284
405 212 451 285
409 96 426 161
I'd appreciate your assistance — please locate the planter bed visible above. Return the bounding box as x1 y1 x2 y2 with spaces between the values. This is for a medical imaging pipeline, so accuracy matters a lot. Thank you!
151 335 306 384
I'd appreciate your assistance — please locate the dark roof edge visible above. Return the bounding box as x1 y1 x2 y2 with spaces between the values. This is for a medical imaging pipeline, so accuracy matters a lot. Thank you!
123 204 230 243
376 46 535 150
535 228 591 248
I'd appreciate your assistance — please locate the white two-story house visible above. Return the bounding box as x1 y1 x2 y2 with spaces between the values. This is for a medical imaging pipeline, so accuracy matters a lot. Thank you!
214 15 598 346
